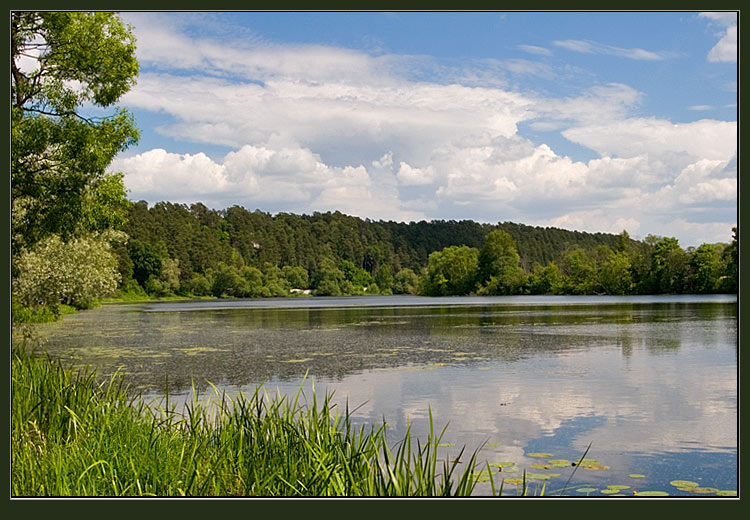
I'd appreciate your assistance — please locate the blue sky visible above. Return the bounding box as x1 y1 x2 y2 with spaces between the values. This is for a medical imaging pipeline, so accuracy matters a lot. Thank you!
109 11 737 247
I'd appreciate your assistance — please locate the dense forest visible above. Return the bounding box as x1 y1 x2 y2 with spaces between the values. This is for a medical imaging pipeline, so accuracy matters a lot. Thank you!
109 200 737 300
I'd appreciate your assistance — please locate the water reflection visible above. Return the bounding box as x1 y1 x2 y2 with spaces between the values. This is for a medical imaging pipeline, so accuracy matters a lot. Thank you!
27 294 737 496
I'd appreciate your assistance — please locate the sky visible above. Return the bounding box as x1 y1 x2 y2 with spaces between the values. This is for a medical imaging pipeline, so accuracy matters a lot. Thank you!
107 11 738 248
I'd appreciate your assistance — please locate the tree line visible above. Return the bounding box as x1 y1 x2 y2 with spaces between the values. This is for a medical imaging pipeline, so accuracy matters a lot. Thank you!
111 201 737 300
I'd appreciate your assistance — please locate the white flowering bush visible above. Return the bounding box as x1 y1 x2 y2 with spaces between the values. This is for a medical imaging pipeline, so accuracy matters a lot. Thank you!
12 231 125 312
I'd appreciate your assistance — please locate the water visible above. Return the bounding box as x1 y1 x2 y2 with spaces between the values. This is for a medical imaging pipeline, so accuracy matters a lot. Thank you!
26 294 738 497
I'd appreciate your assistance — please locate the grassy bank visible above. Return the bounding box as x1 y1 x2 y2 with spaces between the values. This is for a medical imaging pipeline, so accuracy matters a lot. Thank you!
11 345 486 497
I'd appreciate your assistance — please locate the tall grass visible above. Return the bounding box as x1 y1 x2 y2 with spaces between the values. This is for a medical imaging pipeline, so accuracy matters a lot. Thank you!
11 345 486 496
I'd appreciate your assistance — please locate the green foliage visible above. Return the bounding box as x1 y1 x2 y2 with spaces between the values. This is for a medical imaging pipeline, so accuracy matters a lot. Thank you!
12 346 485 496
422 245 479 296
11 12 139 253
476 230 527 295
527 262 564 295
117 202 736 298
12 231 123 315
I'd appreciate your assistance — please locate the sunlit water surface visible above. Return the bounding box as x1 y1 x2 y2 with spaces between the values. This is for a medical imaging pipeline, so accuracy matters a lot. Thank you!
28 294 738 497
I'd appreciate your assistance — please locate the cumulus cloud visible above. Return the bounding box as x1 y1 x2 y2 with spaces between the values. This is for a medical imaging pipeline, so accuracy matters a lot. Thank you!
111 13 737 247
700 12 737 63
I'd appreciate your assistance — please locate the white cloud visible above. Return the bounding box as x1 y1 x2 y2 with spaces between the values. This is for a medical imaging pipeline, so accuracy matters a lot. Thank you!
518 44 552 56
700 12 737 63
552 39 667 60
396 162 435 186
111 14 737 248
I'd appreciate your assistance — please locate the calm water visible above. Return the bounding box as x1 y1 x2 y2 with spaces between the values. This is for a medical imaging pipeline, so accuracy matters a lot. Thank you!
27 294 738 497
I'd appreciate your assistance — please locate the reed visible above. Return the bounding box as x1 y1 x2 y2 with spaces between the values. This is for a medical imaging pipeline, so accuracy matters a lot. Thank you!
11 344 486 497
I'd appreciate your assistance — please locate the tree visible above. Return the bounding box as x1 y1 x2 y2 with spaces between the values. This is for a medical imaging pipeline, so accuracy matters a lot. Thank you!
422 246 479 296
527 262 564 295
689 243 724 294
477 230 526 295
12 231 124 313
11 12 139 253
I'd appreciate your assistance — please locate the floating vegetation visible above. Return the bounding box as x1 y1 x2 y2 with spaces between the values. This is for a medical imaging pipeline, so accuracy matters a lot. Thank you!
179 346 224 356
574 458 610 471
530 463 551 470
527 452 554 458
548 459 571 468
470 469 494 482
575 487 598 494
486 442 503 447
716 490 737 496
503 478 525 486
634 491 669 496
628 474 646 479
527 472 560 480
605 485 631 491
670 480 699 488
282 358 314 363
685 487 719 494
436 442 455 447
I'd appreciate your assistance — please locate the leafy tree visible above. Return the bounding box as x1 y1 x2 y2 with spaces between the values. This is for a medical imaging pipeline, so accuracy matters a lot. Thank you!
282 265 309 290
719 227 738 293
559 248 597 294
374 264 394 294
422 245 479 296
393 268 419 295
527 262 564 295
128 240 163 289
12 231 124 314
11 12 139 253
477 230 526 295
311 257 345 296
597 249 633 295
650 237 688 294
689 243 724 294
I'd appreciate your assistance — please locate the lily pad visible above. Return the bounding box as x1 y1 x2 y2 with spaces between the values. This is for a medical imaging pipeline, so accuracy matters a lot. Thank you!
530 463 551 469
686 487 719 494
548 459 571 467
503 478 525 485
489 461 515 469
527 472 556 480
528 452 554 458
634 491 670 496
575 487 598 493
605 485 631 491
670 480 699 488
716 490 737 496
600 488 620 494
470 470 493 482
628 474 646 479
486 442 503 447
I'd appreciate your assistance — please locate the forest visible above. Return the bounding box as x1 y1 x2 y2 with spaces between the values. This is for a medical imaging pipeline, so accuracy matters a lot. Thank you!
100 201 737 301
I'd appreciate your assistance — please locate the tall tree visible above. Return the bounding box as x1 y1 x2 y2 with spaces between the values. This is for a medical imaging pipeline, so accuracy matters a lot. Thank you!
477 230 526 295
11 12 139 253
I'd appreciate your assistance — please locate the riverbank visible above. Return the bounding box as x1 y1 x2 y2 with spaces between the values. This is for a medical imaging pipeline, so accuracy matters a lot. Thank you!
11 344 487 497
